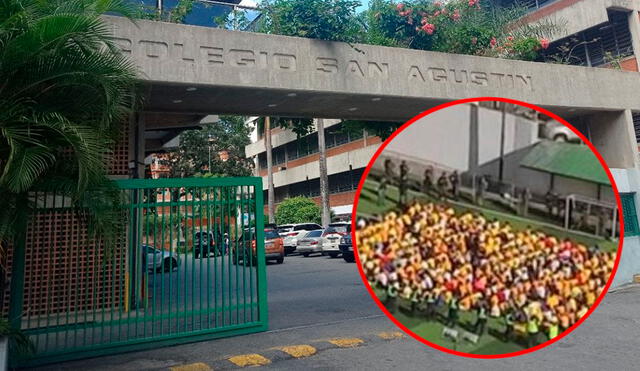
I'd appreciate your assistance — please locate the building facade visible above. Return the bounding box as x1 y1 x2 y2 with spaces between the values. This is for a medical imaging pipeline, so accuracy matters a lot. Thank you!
245 119 381 218
509 0 640 286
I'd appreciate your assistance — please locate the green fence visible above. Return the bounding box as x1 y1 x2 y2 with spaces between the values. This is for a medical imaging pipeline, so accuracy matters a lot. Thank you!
9 177 268 367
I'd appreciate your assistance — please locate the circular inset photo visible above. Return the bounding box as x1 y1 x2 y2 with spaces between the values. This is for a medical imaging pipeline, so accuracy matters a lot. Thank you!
352 98 622 358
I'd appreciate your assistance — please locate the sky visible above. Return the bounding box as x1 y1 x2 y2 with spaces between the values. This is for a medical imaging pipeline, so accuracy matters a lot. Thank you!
358 0 371 12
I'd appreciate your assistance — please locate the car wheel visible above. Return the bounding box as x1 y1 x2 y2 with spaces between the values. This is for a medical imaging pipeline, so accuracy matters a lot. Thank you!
276 254 284 264
163 258 176 272
343 255 355 263
329 252 339 258
302 252 310 257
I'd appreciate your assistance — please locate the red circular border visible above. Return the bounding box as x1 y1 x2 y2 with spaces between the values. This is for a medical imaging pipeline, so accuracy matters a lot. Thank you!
350 96 624 359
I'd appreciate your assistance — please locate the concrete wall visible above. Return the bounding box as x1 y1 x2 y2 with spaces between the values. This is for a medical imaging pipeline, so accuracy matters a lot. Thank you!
588 110 639 169
385 105 539 172
611 167 640 286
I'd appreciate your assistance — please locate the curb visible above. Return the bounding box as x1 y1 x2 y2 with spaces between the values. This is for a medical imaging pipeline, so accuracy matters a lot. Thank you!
169 331 406 370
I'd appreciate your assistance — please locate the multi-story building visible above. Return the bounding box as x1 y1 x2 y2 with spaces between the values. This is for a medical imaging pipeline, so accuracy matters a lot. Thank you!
499 0 640 286
245 119 382 218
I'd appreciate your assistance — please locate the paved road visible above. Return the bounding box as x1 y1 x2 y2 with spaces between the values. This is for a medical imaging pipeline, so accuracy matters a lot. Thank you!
32 256 640 371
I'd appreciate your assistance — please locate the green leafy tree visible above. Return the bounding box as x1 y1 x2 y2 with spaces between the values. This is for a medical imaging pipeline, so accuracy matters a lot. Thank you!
136 0 196 23
365 0 561 61
275 197 322 225
258 0 364 43
166 116 254 178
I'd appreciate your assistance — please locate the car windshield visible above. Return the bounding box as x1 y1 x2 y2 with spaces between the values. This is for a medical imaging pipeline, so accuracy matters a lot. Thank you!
264 230 280 239
143 245 157 254
306 230 323 238
325 225 349 234
277 225 292 233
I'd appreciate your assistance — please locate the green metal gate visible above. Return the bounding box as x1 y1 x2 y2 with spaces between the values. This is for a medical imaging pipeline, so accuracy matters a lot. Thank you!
9 177 268 367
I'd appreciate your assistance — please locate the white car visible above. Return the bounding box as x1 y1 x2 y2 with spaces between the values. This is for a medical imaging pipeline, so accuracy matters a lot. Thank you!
540 120 580 142
143 245 180 273
321 222 350 258
280 223 322 255
296 230 325 257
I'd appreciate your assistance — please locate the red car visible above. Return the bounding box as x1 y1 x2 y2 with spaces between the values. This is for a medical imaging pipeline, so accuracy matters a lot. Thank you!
234 228 285 265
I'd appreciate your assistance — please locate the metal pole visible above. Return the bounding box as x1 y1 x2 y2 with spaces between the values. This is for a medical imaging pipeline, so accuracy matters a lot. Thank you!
612 206 618 239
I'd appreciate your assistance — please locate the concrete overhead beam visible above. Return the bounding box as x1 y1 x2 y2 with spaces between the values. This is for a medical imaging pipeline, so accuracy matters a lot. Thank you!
106 16 640 119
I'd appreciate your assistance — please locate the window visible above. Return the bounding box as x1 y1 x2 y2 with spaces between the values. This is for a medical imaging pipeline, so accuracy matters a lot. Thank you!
543 10 633 67
633 113 640 143
306 230 323 237
621 193 640 236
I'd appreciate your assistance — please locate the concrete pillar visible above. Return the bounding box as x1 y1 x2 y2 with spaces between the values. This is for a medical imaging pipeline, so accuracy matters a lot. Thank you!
130 113 145 179
265 117 275 224
468 104 479 172
317 118 331 227
627 10 640 71
587 109 638 170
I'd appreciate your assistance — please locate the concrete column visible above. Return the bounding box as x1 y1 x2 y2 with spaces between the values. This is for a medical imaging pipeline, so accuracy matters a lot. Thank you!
468 104 479 172
130 113 145 179
627 10 640 71
265 117 275 223
587 109 639 170
317 118 331 227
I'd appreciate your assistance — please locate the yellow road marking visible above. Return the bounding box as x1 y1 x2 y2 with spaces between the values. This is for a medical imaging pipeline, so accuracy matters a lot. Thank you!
377 331 404 340
228 353 271 367
277 344 317 358
328 338 364 348
170 362 212 371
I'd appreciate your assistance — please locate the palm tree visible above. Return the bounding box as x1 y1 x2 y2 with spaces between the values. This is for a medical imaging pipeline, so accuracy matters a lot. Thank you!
0 0 139 333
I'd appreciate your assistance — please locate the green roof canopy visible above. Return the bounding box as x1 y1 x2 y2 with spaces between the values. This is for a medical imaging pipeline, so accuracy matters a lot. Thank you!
520 141 610 185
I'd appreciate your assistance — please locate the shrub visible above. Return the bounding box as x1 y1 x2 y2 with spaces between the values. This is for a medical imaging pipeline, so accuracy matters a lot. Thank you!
275 197 322 225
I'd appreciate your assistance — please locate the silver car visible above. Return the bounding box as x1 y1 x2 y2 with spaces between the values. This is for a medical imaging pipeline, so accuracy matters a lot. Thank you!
540 120 580 142
143 245 180 273
281 223 322 255
296 229 324 257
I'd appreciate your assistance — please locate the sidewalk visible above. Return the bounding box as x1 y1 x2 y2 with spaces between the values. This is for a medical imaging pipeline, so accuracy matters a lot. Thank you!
33 285 640 370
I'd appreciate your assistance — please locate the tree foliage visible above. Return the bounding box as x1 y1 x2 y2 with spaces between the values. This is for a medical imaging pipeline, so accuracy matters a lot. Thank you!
135 0 196 23
275 196 322 225
259 0 364 43
256 0 561 62
0 0 139 243
165 116 254 178
364 0 560 60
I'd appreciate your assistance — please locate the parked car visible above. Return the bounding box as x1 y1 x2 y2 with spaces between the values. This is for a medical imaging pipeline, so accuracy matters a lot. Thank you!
339 229 354 263
296 229 325 257
281 223 322 255
233 227 285 265
194 230 223 259
321 222 350 258
143 245 180 273
540 120 580 142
